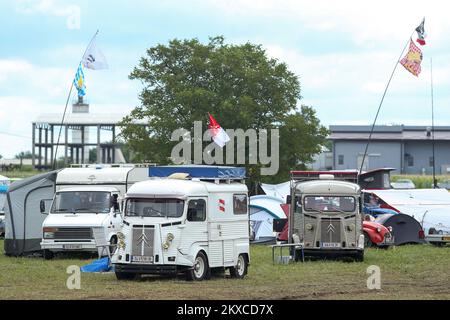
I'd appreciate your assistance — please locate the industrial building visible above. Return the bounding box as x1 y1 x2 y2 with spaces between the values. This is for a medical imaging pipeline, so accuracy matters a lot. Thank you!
329 125 450 174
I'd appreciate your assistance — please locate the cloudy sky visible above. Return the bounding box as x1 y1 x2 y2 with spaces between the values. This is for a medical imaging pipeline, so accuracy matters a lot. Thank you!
1 0 449 158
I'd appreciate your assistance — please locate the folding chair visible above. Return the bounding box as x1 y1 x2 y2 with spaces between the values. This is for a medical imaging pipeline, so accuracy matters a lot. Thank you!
92 227 113 260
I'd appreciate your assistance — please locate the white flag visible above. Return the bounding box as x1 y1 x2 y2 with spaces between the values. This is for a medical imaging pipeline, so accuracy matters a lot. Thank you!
82 38 108 70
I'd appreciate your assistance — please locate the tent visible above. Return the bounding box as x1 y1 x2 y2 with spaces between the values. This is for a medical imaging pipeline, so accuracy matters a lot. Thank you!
260 181 290 202
249 195 286 244
4 171 58 256
371 189 450 237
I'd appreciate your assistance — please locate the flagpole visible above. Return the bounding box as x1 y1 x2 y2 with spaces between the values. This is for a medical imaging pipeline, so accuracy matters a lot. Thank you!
358 31 415 176
52 30 100 170
430 57 437 188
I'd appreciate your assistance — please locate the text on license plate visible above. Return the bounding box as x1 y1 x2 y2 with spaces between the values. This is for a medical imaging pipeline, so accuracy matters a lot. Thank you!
132 256 154 263
322 242 341 248
63 244 82 250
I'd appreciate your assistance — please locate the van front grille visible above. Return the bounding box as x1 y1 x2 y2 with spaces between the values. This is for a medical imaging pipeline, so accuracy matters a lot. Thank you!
320 219 341 243
54 227 92 240
131 226 154 257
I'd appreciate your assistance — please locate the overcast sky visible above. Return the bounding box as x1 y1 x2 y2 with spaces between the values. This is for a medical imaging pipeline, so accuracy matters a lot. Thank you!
1 0 449 158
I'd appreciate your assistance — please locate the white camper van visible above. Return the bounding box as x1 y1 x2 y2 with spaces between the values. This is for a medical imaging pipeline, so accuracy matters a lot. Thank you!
112 168 250 281
40 165 150 259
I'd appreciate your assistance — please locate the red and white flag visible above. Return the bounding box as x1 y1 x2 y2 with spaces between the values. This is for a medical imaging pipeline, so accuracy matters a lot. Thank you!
208 113 230 148
400 39 423 77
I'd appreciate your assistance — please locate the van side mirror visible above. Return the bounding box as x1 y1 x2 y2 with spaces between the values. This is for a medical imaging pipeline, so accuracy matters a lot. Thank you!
111 194 120 211
40 200 46 214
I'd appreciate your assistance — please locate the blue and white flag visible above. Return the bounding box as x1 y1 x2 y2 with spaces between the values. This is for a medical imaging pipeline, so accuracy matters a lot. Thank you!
73 63 86 96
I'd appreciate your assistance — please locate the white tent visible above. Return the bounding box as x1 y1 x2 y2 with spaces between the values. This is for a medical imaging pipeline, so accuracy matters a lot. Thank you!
372 189 450 236
249 195 286 243
260 181 290 202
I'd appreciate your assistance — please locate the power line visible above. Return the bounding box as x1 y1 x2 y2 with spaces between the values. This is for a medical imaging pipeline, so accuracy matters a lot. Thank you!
0 131 31 140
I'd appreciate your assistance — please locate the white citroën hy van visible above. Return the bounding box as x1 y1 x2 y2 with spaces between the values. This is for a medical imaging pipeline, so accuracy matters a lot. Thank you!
112 166 250 281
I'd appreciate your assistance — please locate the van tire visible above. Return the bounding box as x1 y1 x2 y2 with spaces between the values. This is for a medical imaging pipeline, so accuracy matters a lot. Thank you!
363 232 373 248
43 249 54 260
230 254 248 279
115 272 137 280
186 252 209 281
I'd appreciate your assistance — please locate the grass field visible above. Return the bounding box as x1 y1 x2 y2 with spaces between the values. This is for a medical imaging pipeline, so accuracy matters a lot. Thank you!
0 240 449 300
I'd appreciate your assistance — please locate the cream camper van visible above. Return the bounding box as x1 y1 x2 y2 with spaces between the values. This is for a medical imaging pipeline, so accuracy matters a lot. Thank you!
112 166 250 281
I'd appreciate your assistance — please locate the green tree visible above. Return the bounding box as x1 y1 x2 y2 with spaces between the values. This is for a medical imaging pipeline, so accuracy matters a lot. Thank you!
15 151 33 159
120 36 328 185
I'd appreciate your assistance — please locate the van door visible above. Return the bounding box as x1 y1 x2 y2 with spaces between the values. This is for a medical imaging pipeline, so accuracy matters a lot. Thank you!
182 198 208 262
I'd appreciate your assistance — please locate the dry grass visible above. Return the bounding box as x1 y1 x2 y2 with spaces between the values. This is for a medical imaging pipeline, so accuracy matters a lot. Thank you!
0 241 449 300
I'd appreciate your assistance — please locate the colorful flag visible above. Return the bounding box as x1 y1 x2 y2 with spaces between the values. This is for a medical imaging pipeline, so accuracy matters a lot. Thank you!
400 39 423 77
73 63 86 96
208 113 230 148
82 37 108 70
415 18 426 46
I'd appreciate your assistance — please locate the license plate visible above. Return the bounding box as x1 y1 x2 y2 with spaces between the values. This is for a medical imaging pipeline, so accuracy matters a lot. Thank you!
322 242 341 248
63 244 82 250
442 236 450 241
131 255 154 263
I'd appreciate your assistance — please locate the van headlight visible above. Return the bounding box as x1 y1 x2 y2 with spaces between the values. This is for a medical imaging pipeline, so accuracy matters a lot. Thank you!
305 224 314 231
43 227 57 239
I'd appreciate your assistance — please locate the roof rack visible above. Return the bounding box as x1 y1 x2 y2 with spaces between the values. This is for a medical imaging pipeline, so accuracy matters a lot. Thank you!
149 165 246 184
69 163 156 169
290 170 358 183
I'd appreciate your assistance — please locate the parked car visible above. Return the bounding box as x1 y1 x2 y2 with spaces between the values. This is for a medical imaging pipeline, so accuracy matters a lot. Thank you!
437 180 450 190
363 220 394 247
391 179 415 189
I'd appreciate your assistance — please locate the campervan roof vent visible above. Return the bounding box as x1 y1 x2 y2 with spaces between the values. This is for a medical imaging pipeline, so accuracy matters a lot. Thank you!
168 172 190 180
319 174 334 180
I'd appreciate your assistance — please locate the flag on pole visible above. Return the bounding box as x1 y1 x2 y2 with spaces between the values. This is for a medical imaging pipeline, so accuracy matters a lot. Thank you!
73 63 86 96
208 113 230 148
415 18 426 46
400 39 423 77
82 37 108 70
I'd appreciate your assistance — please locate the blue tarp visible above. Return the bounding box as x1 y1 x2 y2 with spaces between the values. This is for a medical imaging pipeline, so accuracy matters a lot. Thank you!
149 165 246 179
80 257 113 273
0 185 7 193
364 206 398 217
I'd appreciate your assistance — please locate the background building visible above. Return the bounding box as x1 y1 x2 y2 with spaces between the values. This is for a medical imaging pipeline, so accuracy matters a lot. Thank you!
329 125 450 174
31 97 145 170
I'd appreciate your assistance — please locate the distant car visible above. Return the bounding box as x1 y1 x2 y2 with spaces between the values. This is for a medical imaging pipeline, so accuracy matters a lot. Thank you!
437 180 450 190
391 179 415 189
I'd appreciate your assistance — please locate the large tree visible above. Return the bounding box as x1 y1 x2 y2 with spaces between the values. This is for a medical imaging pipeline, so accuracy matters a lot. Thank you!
120 36 328 185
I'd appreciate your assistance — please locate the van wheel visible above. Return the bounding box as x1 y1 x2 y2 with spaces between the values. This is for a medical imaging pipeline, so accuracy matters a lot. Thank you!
364 232 373 248
354 251 364 262
115 272 137 280
230 254 248 279
186 252 209 281
43 250 54 260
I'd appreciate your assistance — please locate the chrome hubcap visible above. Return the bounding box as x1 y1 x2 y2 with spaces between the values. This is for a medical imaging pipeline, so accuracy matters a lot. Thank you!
237 256 245 275
194 257 204 277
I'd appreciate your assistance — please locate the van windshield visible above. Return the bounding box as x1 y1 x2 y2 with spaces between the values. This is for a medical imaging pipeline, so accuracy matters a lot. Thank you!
304 196 356 213
125 198 184 218
51 191 111 214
